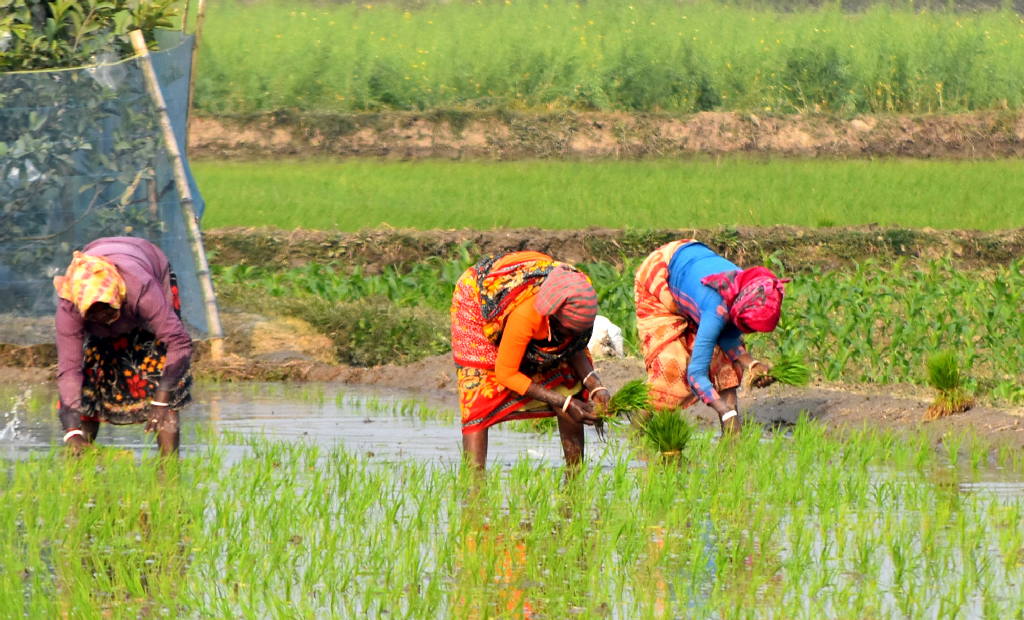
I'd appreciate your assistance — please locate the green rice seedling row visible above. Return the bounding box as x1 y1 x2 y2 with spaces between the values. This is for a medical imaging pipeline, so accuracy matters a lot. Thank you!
194 0 1024 114
195 158 1024 231
3 421 1024 617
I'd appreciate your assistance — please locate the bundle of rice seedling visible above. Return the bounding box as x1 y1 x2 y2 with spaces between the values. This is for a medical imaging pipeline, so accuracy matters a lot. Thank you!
924 350 974 421
639 410 694 456
594 379 651 441
601 379 652 418
767 357 811 387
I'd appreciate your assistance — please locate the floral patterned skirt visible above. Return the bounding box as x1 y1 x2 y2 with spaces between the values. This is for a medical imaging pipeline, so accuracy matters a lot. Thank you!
78 274 192 425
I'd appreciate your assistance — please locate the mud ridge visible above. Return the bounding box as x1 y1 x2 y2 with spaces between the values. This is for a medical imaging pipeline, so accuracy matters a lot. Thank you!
206 225 1024 273
189 110 1024 160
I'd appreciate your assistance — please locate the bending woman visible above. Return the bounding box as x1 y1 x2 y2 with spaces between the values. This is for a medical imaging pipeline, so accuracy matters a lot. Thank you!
635 240 788 433
54 237 193 456
451 252 609 469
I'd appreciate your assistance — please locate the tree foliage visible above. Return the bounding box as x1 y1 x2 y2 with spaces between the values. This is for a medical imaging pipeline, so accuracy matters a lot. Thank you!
0 1 182 314
0 0 178 71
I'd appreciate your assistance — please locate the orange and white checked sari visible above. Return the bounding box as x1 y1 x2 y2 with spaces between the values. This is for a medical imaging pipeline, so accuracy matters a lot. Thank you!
634 240 743 410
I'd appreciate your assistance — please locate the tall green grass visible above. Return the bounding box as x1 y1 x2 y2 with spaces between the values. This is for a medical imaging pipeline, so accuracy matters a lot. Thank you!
195 158 1024 230
193 0 1024 114
3 423 1024 617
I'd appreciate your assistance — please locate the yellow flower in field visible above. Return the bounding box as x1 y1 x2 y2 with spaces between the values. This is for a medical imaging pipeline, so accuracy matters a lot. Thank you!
404 11 411 18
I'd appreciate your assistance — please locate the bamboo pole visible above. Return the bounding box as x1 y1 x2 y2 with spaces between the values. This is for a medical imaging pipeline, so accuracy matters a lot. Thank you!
180 0 191 33
184 0 206 146
130 30 225 361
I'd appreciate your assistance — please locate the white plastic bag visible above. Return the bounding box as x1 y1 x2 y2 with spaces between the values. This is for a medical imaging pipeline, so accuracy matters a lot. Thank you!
588 315 624 359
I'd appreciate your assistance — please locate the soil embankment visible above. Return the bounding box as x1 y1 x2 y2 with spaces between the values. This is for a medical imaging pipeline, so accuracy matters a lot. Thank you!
189 110 1024 161
205 225 1024 273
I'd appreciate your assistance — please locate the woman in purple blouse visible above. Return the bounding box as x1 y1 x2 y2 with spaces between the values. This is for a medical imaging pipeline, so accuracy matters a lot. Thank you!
54 237 193 456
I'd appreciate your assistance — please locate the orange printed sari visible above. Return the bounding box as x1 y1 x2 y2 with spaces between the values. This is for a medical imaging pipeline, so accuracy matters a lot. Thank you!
451 252 588 435
634 240 742 410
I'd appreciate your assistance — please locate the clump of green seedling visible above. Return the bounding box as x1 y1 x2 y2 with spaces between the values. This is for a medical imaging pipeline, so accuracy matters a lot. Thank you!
601 379 652 418
924 350 974 421
638 409 694 456
768 357 811 387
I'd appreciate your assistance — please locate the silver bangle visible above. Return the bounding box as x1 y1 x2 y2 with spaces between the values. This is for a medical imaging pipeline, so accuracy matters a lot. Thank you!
583 370 599 385
63 429 85 443
721 410 738 422
150 401 169 407
561 395 573 412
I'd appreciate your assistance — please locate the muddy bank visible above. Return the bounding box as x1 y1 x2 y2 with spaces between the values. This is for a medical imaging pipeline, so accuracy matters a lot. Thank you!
189 110 1024 161
206 225 1024 273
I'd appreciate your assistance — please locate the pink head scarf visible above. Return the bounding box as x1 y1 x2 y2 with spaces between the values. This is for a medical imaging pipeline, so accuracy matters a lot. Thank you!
700 266 789 333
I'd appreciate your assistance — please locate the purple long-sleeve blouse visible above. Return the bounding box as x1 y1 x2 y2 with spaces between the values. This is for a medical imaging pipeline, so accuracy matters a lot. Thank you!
55 237 193 416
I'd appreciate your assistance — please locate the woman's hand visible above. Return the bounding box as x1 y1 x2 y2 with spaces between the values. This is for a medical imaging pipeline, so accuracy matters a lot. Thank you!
589 386 611 409
710 398 741 435
65 433 91 456
746 359 775 389
564 398 600 426
144 390 175 434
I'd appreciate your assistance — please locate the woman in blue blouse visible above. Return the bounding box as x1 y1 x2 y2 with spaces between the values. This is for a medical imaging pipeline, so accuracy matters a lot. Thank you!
635 239 789 433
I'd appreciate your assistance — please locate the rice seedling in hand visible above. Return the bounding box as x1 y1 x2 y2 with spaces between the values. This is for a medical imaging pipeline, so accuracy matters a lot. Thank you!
924 350 974 421
591 379 651 439
601 379 652 419
767 357 811 387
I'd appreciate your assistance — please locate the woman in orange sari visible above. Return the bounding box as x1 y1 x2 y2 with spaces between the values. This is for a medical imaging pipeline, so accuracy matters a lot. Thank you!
451 252 609 469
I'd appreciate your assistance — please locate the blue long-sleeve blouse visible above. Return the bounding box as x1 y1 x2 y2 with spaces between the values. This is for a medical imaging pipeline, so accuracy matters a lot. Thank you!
667 242 747 404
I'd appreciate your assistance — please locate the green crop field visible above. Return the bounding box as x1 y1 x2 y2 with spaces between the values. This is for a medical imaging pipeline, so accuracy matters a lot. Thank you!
3 426 1024 617
193 0 1024 114
195 158 1024 230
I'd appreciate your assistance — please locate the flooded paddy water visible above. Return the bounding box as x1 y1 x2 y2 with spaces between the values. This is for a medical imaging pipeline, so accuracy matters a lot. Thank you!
0 382 621 467
2 381 1024 619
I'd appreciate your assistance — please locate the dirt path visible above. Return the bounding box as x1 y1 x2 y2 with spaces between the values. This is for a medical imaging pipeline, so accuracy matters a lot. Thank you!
189 110 1024 161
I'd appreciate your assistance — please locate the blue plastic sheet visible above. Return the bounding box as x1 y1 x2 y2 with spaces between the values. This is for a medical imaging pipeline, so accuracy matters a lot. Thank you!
0 31 208 344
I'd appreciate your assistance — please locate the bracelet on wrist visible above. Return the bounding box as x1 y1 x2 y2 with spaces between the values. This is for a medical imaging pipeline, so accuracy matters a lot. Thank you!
590 386 609 397
63 429 85 443
150 401 169 407
721 410 738 422
561 395 573 412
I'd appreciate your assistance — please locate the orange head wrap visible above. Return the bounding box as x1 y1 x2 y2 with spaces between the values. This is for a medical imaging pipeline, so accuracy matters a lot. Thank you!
53 252 127 318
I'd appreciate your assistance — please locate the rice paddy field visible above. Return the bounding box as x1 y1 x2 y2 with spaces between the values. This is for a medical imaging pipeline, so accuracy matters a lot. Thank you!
194 158 1024 231
2 382 1024 619
192 0 1024 114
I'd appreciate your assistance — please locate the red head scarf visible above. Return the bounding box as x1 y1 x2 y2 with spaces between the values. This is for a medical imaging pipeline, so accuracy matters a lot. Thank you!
701 266 789 333
533 267 599 333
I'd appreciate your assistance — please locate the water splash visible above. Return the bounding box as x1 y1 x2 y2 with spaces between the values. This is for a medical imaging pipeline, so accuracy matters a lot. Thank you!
0 388 29 442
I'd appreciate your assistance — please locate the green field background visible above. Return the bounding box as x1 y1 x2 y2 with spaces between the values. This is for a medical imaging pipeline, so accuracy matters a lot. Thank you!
193 0 1024 115
195 158 1024 230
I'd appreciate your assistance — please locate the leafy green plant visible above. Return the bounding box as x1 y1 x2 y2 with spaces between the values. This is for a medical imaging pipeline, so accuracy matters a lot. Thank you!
0 0 178 71
270 295 450 367
924 350 974 420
